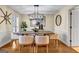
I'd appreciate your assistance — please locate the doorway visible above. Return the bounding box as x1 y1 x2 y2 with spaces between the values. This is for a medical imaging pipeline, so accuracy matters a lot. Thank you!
70 6 79 47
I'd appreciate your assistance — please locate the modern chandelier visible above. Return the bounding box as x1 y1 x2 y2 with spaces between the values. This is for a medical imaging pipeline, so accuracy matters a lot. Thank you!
30 5 45 27
30 5 44 20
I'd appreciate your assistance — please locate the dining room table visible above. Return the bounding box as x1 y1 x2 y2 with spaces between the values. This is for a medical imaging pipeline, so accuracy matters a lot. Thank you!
13 31 55 36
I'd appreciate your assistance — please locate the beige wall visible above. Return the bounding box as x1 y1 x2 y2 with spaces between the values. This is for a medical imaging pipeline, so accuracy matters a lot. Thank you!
20 14 54 32
54 6 74 46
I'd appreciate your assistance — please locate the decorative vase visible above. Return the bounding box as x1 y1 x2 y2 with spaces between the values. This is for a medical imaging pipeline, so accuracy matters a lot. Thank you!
32 28 39 32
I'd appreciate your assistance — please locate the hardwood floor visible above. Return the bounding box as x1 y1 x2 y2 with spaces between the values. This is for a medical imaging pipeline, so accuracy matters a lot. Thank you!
0 39 77 53
72 47 79 52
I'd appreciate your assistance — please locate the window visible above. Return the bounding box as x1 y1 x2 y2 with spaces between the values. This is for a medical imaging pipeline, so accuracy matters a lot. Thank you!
12 16 19 32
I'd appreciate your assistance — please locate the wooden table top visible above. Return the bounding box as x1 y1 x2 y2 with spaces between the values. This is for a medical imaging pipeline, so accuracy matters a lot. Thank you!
13 31 55 35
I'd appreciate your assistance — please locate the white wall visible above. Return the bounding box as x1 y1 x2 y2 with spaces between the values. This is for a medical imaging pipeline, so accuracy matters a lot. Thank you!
0 5 21 47
44 15 54 31
54 6 74 46
20 14 54 32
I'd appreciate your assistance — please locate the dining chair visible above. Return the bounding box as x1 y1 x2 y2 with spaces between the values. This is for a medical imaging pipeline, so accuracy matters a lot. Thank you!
19 35 34 52
35 35 49 53
51 34 60 48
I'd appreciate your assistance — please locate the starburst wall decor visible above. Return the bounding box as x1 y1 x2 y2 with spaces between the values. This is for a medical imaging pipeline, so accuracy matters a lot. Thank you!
0 8 12 24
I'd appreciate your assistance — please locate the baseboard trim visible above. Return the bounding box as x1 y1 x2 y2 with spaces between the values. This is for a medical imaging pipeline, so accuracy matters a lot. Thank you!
58 40 68 47
0 40 12 49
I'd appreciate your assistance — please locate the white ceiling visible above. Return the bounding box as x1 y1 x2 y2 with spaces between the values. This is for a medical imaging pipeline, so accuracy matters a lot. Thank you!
8 5 65 15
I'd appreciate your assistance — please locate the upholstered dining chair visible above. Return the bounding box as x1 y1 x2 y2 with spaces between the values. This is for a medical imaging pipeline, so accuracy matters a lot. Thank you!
50 34 60 48
35 35 49 53
19 35 34 52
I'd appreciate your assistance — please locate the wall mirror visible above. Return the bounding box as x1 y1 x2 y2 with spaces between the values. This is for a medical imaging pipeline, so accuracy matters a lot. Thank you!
55 15 62 26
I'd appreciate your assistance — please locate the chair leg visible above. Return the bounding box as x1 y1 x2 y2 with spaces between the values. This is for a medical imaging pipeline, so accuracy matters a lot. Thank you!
33 44 35 53
53 39 55 47
35 45 38 53
19 45 21 53
46 45 48 53
56 39 59 48
30 45 32 52
19 45 23 53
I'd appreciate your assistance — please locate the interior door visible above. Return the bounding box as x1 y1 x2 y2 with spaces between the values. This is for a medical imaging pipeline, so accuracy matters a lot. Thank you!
71 8 79 46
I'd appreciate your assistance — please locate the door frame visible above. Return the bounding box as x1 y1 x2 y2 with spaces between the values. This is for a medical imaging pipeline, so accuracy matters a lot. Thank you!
69 5 78 47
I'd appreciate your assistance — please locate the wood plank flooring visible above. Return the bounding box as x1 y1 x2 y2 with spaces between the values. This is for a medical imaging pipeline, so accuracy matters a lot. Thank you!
0 39 77 53
72 47 79 52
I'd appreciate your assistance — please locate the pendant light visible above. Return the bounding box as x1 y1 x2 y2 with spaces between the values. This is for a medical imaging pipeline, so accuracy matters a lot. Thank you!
34 5 39 20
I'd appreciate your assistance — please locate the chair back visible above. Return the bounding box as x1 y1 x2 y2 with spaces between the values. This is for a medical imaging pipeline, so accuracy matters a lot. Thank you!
53 34 59 39
19 35 34 45
35 35 49 45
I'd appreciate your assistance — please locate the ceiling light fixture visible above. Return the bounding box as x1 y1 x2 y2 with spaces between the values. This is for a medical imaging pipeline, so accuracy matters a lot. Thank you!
29 5 44 20
29 5 46 27
34 5 39 19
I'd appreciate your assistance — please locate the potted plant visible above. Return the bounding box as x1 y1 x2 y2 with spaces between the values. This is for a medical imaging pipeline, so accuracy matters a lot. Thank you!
20 21 27 32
